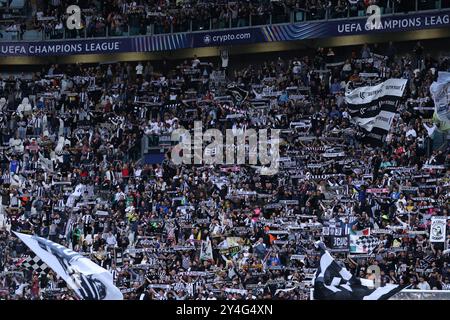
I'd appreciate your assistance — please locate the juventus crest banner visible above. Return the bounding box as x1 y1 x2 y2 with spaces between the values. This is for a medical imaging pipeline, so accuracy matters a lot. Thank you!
430 216 447 243
345 79 407 144
14 232 123 300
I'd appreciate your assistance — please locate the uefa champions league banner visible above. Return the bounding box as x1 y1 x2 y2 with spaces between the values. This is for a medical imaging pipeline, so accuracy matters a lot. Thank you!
0 10 449 56
192 9 450 47
0 38 131 56
14 231 123 300
0 33 190 56
192 28 264 47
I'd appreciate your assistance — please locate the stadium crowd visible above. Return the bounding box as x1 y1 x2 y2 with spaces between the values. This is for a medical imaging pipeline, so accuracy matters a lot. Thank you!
0 39 449 300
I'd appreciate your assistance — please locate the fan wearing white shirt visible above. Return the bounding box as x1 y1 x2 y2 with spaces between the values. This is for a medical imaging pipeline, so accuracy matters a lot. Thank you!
423 122 437 137
114 188 126 201
105 231 117 247
406 126 417 139
416 277 431 290
136 62 143 77
192 55 200 68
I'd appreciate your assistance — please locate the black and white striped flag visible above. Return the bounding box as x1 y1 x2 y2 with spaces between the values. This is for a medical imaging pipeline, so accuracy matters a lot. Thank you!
14 232 123 300
345 79 407 145
312 242 406 300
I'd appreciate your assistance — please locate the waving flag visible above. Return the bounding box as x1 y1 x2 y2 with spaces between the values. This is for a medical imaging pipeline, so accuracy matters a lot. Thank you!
14 232 123 300
349 228 380 253
345 79 407 145
226 83 249 105
312 242 405 300
430 71 450 130
17 255 49 275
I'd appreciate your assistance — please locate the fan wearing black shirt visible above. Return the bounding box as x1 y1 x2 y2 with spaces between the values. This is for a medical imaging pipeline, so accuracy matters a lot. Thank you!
351 212 373 231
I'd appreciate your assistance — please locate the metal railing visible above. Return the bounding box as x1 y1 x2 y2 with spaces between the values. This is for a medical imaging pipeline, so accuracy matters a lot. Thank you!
0 0 447 42
309 289 450 300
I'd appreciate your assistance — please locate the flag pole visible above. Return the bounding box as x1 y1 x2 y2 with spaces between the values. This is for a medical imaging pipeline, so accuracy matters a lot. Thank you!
408 211 410 230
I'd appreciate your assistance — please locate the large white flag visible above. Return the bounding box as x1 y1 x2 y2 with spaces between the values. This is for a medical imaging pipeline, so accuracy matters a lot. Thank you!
430 71 450 131
14 232 123 300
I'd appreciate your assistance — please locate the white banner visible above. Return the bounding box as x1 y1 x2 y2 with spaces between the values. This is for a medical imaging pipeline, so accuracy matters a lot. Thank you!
430 217 447 243
430 71 450 129
200 237 214 261
345 79 407 105
361 110 396 131
322 151 346 158
14 232 123 300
